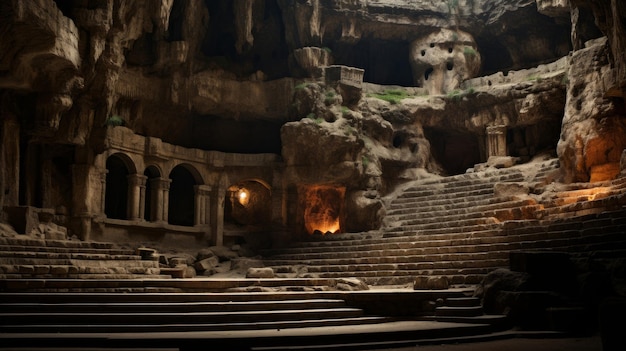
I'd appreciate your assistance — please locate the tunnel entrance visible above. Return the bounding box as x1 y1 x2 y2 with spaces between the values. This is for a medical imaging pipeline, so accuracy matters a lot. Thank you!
225 179 272 227
425 128 482 176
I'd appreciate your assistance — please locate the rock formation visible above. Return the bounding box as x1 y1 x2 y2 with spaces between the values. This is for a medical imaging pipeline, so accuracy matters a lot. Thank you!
0 0 624 245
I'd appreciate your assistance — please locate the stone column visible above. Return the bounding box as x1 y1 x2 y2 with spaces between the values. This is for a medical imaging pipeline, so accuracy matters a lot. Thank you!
138 175 147 221
162 178 171 223
209 186 226 246
194 185 211 226
126 174 146 221
487 125 507 158
151 177 171 223
0 114 20 207
99 170 108 216
71 163 99 241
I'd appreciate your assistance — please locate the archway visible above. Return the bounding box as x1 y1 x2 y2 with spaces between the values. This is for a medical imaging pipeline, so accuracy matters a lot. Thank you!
105 153 134 219
168 164 200 226
225 179 272 228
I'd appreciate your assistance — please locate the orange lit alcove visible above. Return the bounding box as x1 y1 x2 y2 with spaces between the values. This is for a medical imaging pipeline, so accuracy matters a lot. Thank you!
299 184 345 235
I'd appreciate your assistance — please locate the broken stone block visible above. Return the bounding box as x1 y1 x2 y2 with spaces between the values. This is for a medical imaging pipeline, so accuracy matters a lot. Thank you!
336 278 369 291
194 256 219 273
246 267 274 278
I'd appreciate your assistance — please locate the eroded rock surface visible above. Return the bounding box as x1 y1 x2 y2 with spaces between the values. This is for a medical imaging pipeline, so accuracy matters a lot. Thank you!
0 0 624 242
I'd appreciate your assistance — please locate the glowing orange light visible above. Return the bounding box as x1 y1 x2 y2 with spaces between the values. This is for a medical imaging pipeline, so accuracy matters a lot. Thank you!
237 188 249 206
302 185 344 235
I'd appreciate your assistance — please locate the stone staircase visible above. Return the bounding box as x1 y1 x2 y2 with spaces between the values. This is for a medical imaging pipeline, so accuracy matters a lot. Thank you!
0 292 385 334
262 158 626 286
0 236 169 280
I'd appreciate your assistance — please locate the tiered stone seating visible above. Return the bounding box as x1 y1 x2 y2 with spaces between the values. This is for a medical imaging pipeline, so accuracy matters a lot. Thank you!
0 236 168 280
0 292 385 334
262 158 626 286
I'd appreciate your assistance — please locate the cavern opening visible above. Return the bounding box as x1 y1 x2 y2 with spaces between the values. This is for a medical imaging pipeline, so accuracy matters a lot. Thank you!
202 0 290 79
425 128 482 176
330 38 414 86
507 122 561 162
299 185 345 235
225 180 272 228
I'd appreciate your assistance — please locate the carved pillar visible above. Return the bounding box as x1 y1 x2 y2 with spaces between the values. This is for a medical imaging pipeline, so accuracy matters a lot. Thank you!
126 174 146 221
71 163 99 241
0 114 20 207
151 177 171 223
138 175 147 221
194 185 211 226
99 170 108 216
162 178 172 223
209 186 226 246
487 125 507 158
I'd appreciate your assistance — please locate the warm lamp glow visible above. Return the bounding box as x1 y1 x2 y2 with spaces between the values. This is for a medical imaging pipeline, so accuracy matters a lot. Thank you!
237 188 249 206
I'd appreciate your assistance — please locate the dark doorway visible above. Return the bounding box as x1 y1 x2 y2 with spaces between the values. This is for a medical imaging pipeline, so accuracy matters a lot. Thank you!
105 154 130 219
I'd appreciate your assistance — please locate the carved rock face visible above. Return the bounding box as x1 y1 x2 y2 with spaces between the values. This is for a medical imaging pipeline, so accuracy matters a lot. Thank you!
409 29 481 95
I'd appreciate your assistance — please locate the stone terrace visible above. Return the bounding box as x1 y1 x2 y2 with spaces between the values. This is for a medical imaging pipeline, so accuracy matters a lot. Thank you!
262 158 626 286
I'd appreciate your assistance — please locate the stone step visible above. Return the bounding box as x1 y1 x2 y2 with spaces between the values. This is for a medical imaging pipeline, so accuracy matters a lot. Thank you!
397 182 495 199
434 314 509 326
0 245 134 256
537 195 626 219
269 259 510 274
445 297 482 308
274 272 500 286
0 298 350 313
0 278 340 293
264 243 516 261
388 197 530 222
0 307 366 325
386 196 503 215
0 258 158 269
397 202 539 227
0 252 143 264
384 222 502 235
390 189 494 207
280 228 503 249
0 237 116 249
436 306 484 317
0 263 160 276
275 267 503 283
0 316 389 334
402 170 525 191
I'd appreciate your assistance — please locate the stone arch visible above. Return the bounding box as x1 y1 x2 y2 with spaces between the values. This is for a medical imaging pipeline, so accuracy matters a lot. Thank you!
225 178 272 227
105 153 136 220
168 163 202 226
143 165 162 222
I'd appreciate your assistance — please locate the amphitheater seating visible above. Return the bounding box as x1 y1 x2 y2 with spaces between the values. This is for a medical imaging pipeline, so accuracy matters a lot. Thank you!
262 158 626 286
3 157 622 348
